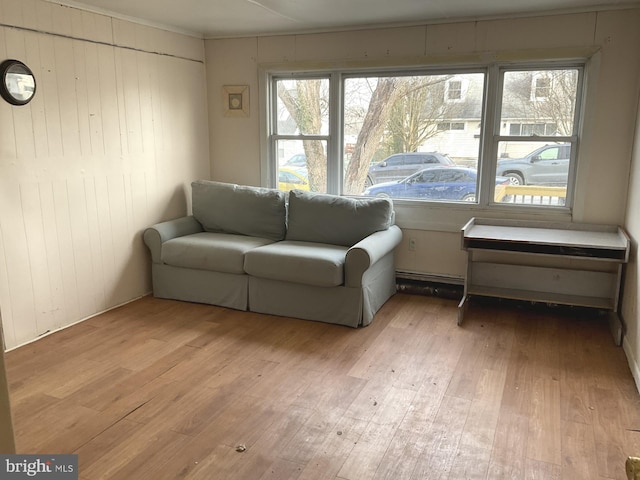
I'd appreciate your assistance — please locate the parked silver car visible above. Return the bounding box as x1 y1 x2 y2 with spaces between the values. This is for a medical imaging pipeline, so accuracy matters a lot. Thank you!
496 143 570 185
366 152 455 187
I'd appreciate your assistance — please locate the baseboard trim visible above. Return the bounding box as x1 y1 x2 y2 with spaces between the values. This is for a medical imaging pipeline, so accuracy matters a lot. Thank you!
395 271 464 301
396 270 464 286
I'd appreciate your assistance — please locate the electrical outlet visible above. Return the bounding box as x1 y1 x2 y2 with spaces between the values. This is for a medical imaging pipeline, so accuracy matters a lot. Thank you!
409 238 416 251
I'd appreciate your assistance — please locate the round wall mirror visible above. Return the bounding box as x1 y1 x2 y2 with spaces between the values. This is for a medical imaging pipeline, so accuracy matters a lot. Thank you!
0 60 36 106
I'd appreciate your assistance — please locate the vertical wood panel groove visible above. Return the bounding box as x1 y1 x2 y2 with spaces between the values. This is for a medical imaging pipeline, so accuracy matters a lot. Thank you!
17 184 38 337
39 182 65 330
84 177 106 312
63 179 82 321
35 182 54 333
0 223 16 348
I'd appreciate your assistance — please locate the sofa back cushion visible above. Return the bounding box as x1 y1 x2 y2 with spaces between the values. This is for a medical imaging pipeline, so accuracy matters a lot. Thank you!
285 190 393 247
192 180 287 241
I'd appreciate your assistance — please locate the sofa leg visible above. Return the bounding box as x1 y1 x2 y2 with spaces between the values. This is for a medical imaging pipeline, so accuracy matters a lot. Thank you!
627 457 640 480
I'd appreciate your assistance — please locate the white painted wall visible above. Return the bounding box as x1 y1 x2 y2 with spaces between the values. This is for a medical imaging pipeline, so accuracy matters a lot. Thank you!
206 37 261 186
623 93 640 390
0 0 210 349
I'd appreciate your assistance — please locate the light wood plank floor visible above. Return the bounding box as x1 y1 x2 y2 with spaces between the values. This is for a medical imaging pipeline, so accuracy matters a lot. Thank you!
6 294 640 479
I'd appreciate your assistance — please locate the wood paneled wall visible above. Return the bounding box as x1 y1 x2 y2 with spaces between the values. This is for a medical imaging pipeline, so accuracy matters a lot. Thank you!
0 0 210 349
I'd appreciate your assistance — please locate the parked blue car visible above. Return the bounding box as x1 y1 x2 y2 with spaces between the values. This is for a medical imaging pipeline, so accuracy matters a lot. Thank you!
363 166 510 202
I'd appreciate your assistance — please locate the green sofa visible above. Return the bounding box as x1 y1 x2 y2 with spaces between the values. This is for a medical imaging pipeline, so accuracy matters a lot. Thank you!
143 180 403 327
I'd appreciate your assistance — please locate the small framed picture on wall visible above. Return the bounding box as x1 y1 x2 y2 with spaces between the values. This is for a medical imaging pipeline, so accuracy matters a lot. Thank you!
223 85 249 117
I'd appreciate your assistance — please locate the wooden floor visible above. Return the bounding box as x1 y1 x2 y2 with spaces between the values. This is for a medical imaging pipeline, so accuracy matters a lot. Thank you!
5 294 640 479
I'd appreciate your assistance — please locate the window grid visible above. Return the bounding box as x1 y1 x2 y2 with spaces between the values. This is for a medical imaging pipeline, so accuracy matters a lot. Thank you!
266 61 584 209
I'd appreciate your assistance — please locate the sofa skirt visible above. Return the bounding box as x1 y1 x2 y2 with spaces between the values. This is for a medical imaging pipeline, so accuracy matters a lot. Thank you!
152 263 249 311
248 250 397 328
248 277 363 328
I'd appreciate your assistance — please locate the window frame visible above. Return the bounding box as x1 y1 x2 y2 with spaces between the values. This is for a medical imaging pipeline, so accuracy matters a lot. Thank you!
485 63 584 208
269 74 335 192
262 60 585 213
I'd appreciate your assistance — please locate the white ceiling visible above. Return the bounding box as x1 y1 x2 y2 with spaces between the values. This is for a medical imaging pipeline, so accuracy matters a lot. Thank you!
52 0 639 38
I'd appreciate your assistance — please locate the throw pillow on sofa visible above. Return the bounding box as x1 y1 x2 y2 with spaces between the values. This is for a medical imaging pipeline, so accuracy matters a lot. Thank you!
192 180 287 241
286 189 393 247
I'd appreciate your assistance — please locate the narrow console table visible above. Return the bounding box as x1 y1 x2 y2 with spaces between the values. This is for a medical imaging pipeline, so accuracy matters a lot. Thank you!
458 217 630 345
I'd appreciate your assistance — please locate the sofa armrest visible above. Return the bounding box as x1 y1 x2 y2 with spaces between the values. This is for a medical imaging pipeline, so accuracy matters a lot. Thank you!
143 216 204 264
345 225 402 287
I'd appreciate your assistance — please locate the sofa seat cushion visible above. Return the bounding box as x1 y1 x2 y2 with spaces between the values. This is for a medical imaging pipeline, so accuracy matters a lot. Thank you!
244 241 349 287
162 232 275 274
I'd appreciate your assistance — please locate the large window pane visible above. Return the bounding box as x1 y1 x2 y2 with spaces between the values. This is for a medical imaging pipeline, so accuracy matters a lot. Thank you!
275 78 329 135
494 67 579 207
500 69 579 136
276 139 327 193
344 73 485 200
274 77 329 193
495 141 570 205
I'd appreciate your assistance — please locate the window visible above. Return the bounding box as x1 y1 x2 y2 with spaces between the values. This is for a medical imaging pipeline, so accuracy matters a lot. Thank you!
496 67 581 206
271 77 329 193
508 123 557 136
445 79 463 101
342 72 484 197
266 63 583 209
385 155 403 167
531 75 552 100
422 156 440 164
438 122 465 131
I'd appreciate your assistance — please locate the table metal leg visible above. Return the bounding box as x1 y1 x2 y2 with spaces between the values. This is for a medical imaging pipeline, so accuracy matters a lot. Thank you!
457 295 469 326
